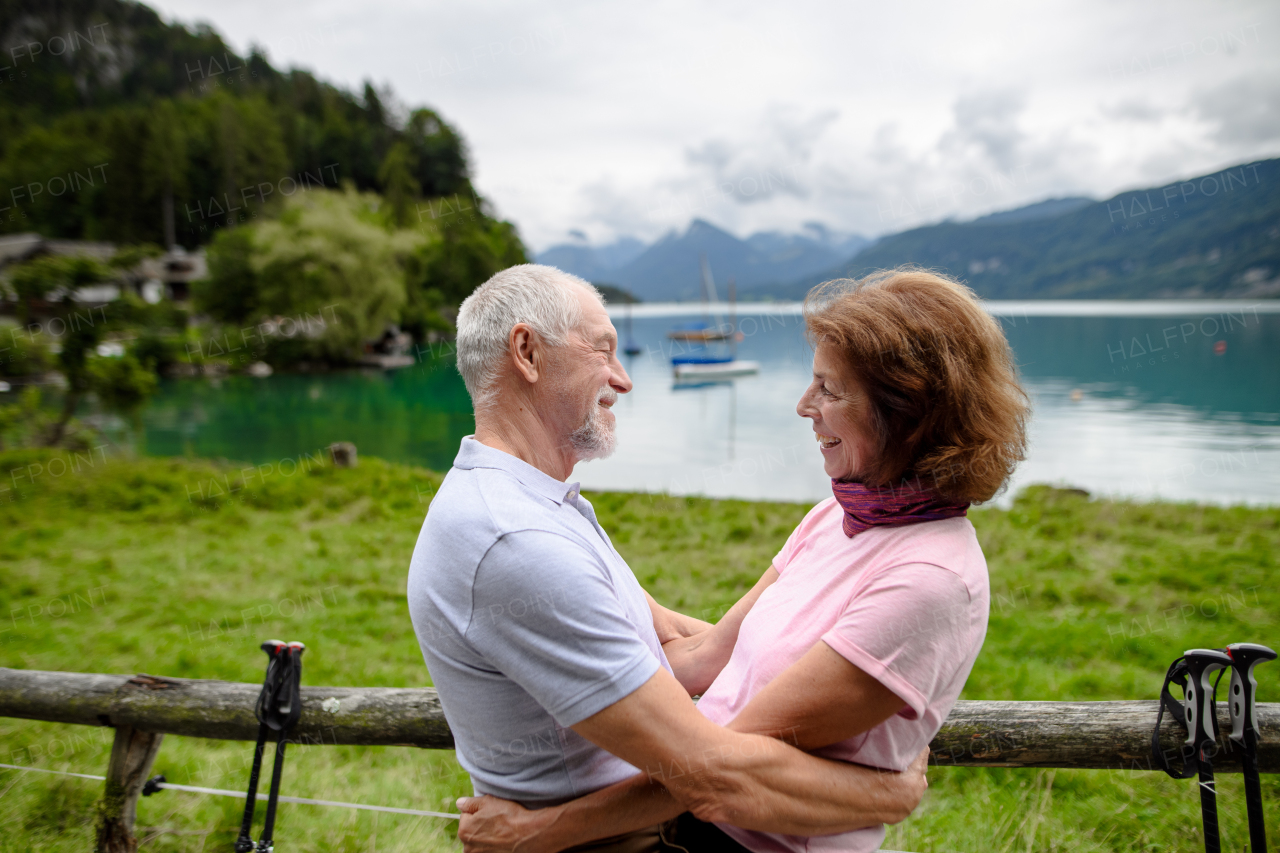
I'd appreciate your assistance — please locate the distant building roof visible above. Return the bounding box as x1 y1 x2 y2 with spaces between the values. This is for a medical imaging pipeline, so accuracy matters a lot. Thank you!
140 246 207 284
0 233 117 269
0 233 46 267
0 235 206 304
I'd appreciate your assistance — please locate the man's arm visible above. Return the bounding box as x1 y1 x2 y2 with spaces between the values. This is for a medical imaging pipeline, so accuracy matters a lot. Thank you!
657 567 779 695
458 640 918 852
458 747 925 853
570 667 915 833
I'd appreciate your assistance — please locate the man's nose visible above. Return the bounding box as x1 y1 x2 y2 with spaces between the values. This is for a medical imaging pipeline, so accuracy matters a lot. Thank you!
610 357 633 394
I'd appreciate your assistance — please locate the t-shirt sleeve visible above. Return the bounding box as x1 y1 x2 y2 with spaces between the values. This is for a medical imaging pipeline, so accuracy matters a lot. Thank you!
466 530 661 727
821 563 976 720
772 499 836 574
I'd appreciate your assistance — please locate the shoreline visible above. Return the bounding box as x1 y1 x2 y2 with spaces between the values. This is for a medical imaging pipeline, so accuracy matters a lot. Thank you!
606 298 1280 319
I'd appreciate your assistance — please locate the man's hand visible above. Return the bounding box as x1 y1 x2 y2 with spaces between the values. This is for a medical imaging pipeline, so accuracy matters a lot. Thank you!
457 795 556 853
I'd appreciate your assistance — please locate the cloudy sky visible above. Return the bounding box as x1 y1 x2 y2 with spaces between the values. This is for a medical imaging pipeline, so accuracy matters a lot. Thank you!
148 0 1280 251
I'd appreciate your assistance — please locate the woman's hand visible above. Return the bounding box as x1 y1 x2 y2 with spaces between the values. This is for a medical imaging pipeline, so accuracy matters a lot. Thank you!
890 746 930 823
457 795 558 853
645 592 712 643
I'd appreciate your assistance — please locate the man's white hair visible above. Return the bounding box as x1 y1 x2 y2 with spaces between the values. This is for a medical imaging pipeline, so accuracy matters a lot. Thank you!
455 264 604 408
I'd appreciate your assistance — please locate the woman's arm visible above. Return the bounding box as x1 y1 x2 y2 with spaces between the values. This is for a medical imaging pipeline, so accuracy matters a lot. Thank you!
644 591 712 643
727 640 905 748
660 567 778 695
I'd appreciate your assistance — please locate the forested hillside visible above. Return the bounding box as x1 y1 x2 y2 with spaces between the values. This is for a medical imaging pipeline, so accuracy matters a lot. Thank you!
792 159 1280 300
0 0 476 248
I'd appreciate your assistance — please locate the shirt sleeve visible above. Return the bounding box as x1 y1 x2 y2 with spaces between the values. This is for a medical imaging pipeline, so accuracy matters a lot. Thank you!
466 529 661 727
821 563 976 720
772 499 836 574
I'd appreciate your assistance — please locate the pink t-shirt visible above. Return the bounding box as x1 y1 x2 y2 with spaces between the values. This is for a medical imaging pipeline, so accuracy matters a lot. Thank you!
697 497 990 853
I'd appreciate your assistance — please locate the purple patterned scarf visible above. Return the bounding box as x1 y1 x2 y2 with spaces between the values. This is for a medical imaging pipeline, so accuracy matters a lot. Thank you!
830 479 970 538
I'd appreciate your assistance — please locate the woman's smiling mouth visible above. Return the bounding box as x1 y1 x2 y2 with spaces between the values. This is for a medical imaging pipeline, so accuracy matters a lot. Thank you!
815 432 843 449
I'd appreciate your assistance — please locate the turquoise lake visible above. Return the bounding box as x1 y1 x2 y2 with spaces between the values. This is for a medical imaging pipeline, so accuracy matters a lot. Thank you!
137 301 1280 507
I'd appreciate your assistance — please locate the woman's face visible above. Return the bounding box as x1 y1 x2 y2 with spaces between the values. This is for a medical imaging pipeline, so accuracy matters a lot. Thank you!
796 343 878 482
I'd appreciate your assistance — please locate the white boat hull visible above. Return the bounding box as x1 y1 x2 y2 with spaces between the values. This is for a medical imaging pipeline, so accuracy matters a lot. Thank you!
673 360 760 379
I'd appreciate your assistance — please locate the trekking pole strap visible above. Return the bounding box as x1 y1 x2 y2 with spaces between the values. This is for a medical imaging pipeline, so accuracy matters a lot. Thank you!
1152 656 1197 779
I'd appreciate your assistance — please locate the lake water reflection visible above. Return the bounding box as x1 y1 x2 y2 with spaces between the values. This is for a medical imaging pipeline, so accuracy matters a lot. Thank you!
139 302 1280 507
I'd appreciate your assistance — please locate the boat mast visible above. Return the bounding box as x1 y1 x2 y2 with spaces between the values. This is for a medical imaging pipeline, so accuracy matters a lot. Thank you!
698 253 711 326
727 277 737 359
699 255 726 334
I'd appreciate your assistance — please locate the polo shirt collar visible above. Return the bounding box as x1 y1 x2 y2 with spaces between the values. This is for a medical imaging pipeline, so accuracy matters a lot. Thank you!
454 435 580 506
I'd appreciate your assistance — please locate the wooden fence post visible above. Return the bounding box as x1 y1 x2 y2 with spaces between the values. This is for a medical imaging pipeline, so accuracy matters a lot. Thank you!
95 726 164 853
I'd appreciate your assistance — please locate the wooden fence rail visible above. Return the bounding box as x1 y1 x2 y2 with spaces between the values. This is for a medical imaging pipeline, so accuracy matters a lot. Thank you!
2 668 1278 852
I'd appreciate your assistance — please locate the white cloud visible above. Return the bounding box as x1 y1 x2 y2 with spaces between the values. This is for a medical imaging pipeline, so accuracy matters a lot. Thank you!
147 0 1280 250
1194 76 1280 145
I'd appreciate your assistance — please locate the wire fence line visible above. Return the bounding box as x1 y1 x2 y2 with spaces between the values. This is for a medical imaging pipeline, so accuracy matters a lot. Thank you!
0 762 461 819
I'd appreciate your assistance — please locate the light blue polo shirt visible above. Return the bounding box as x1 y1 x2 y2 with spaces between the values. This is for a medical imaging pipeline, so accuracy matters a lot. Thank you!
407 436 671 805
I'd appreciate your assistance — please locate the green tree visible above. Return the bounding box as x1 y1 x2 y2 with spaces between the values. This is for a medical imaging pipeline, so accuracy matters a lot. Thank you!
8 255 113 323
377 142 421 228
252 187 420 359
9 257 62 324
46 314 160 448
404 108 471 197
194 186 527 361
400 214 528 337
45 306 102 447
197 188 422 362
4 255 162 446
192 228 260 324
142 101 189 248
0 4 478 247
0 329 52 379
88 353 158 413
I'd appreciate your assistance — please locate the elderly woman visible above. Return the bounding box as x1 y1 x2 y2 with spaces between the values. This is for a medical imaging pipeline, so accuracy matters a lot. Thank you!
458 268 1029 853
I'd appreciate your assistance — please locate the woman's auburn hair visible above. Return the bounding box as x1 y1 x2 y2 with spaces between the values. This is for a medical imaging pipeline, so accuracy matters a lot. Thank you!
804 266 1030 504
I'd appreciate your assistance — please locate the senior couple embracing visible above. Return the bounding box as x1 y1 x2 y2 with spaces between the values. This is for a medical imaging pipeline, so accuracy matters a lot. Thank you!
407 264 1029 853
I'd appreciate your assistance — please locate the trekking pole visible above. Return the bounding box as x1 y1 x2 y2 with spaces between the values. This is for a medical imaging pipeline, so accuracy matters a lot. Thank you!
1224 643 1276 853
236 640 288 853
1183 648 1232 853
256 641 305 853
235 640 305 853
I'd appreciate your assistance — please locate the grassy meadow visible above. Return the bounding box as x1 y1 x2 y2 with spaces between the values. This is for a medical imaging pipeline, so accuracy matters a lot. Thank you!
0 449 1277 852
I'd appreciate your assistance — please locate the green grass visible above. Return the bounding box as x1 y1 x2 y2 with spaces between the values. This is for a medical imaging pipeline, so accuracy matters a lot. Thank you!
0 451 1277 852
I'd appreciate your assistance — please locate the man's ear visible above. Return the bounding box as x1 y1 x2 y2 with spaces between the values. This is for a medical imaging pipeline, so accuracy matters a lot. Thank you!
509 322 540 384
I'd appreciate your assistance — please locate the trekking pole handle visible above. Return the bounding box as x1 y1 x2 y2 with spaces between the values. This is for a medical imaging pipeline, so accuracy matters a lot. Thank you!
1225 642 1276 743
1182 649 1232 750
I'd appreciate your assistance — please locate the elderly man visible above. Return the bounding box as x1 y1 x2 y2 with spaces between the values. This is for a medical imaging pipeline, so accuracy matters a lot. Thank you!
407 265 924 852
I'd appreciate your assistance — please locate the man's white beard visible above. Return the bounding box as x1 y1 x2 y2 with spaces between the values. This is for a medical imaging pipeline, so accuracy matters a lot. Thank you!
570 387 618 461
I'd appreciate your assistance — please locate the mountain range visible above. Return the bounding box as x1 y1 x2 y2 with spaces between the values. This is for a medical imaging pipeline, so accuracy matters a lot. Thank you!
541 158 1280 301
538 221 869 302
